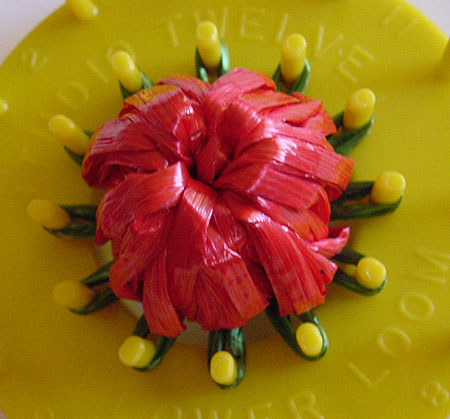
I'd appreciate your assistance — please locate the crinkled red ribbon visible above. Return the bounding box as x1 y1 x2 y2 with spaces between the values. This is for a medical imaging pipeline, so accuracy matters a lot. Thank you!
82 68 354 337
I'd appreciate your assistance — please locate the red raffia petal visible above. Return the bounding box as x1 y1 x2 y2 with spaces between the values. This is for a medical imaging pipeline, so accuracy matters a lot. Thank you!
143 250 186 337
122 85 206 163
166 178 217 309
220 136 354 191
310 225 351 258
210 197 247 252
216 163 330 213
82 118 168 189
301 108 337 136
159 73 210 103
201 226 268 319
96 162 188 245
251 196 329 241
109 211 167 300
269 100 323 125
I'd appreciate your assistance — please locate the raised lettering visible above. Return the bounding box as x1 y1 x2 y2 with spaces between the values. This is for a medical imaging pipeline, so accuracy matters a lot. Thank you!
240 8 265 41
377 327 412 358
288 391 324 419
347 362 390 389
399 292 435 320
336 45 374 82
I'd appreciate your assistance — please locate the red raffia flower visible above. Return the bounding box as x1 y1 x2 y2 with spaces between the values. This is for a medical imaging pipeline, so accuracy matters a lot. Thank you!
81 68 354 337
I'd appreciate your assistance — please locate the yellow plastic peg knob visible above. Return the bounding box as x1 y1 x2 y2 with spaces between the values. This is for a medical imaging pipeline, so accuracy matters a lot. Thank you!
49 114 90 156
27 199 71 230
53 280 95 310
119 336 155 369
355 257 387 289
343 88 376 130
196 21 222 72
370 172 406 204
111 51 143 94
209 350 238 386
281 34 307 85
296 322 323 357
66 0 98 21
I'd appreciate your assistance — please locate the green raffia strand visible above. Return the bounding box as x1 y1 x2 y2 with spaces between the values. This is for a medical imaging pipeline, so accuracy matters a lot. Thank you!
133 315 150 338
336 181 374 202
332 110 344 128
332 247 365 265
224 328 246 389
195 48 209 82
288 60 311 94
266 300 328 360
272 60 311 94
195 42 230 83
45 221 96 239
207 329 227 365
70 287 118 315
63 130 93 165
80 261 113 287
60 205 98 222
119 70 153 99
137 336 177 371
217 42 230 77
333 267 386 296
207 328 246 389
297 310 328 360
131 314 177 371
331 197 402 220
328 115 374 156
63 146 84 165
272 64 282 90
265 299 301 356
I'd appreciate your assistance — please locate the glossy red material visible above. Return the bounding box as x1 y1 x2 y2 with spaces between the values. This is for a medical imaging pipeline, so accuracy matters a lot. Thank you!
82 69 354 337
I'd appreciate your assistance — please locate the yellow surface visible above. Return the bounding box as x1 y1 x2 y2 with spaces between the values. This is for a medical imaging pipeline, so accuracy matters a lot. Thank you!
296 323 323 358
196 21 222 71
280 33 307 84
0 0 449 418
210 351 238 386
0 98 8 115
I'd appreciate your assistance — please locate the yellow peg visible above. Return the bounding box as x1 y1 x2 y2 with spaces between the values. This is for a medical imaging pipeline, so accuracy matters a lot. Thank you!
119 336 155 368
210 351 238 386
53 280 95 310
49 114 90 156
355 257 386 289
343 88 376 130
296 322 323 358
196 21 222 72
281 33 307 85
0 98 8 115
111 51 143 94
370 171 406 204
27 199 71 230
66 0 98 20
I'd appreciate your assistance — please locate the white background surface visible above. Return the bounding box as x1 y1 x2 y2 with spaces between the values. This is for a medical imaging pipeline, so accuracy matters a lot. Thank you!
0 0 449 65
